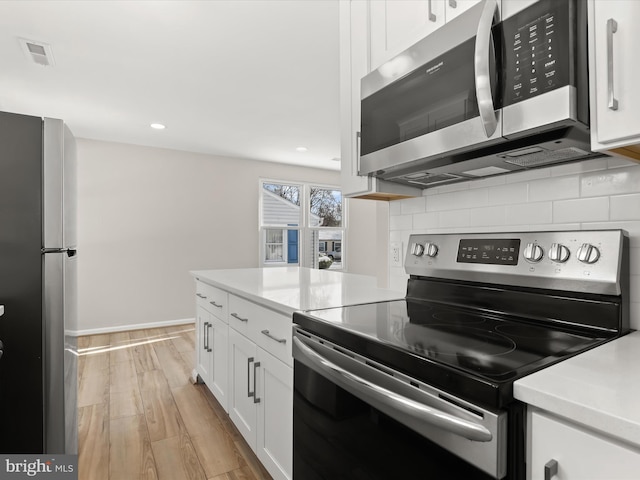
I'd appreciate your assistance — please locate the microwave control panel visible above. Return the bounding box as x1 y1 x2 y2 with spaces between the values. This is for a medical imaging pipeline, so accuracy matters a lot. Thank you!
502 0 573 107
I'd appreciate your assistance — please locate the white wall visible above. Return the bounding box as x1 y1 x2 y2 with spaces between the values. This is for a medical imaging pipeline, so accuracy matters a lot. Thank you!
76 139 377 334
388 156 640 330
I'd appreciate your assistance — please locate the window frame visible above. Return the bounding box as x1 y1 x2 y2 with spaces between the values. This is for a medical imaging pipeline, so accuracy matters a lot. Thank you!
258 178 345 269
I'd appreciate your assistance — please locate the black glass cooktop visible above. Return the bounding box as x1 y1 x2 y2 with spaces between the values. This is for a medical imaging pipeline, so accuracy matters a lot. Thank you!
293 299 612 408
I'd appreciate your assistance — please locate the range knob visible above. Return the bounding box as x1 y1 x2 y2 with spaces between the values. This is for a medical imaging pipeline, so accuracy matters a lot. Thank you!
523 242 544 263
411 243 425 257
424 242 439 258
577 243 600 264
548 243 570 263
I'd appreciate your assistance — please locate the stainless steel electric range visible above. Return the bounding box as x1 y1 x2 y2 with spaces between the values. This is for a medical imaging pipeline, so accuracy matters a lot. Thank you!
292 230 629 480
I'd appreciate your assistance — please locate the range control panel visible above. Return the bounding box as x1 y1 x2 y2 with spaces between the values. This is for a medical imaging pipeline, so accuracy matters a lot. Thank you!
502 0 572 107
405 230 627 295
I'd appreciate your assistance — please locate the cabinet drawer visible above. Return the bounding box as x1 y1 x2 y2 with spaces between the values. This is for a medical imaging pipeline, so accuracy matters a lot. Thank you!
196 281 228 322
228 295 292 366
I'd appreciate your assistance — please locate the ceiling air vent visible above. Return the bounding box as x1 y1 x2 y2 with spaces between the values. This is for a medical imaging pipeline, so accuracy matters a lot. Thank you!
19 38 55 67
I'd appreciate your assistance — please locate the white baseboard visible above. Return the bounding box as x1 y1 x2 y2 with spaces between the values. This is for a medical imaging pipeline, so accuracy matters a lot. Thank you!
71 317 195 337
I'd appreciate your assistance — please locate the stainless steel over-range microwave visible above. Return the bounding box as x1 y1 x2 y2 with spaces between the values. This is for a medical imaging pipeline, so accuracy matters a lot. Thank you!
359 0 599 189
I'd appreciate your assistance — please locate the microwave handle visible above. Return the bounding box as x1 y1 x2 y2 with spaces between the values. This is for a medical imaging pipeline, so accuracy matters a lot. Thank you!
474 0 499 137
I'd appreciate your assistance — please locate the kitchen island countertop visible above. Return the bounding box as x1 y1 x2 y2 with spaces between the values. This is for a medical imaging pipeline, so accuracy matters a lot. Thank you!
514 330 640 447
190 267 404 316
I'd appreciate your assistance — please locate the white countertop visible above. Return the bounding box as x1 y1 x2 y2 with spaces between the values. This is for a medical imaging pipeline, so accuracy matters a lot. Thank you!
190 267 404 316
514 331 640 447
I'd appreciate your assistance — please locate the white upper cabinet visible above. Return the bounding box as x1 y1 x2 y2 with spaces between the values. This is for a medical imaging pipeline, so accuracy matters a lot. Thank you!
445 0 482 22
588 0 640 161
369 1 446 70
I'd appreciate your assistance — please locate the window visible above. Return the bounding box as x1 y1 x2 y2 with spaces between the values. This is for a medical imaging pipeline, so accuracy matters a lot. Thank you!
259 180 344 269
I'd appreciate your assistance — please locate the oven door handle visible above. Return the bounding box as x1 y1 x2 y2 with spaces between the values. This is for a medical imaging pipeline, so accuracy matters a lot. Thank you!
474 0 499 138
293 336 493 442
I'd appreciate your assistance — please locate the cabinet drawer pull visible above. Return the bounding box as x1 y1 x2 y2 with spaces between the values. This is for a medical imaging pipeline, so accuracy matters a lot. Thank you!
449 0 457 8
253 361 261 404
231 312 249 323
607 18 618 111
544 459 558 480
196 293 207 299
261 329 287 344
209 301 223 308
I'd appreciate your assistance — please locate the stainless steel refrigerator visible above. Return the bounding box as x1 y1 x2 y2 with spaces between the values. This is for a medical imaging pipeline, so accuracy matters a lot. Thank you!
0 111 78 454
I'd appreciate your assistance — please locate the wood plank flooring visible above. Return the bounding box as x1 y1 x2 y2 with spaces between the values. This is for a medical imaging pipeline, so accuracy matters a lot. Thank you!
77 325 272 480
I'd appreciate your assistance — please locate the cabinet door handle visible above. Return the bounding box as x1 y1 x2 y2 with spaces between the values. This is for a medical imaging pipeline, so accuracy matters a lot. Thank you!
247 357 255 398
261 329 287 344
231 312 249 323
203 322 210 351
544 459 558 480
427 0 436 22
206 323 213 352
209 301 223 308
607 18 619 110
253 361 261 404
196 293 207 299
449 0 457 8
355 131 361 176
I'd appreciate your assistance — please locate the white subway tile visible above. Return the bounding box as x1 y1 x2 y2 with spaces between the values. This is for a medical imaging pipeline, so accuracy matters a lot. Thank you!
528 223 581 232
467 175 507 189
469 206 507 227
390 214 413 231
389 200 403 216
438 210 470 228
400 196 426 215
630 247 640 277
529 176 580 202
581 165 640 197
426 188 489 212
550 158 609 177
611 194 640 221
607 156 640 169
437 182 471 194
554 197 609 223
504 167 551 184
505 202 553 225
488 183 528 205
413 212 439 229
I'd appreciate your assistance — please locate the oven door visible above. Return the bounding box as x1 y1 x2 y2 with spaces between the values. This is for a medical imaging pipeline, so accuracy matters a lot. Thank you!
293 329 507 479
359 0 502 177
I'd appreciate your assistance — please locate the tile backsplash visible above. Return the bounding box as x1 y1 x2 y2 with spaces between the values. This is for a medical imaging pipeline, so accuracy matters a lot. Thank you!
389 156 640 331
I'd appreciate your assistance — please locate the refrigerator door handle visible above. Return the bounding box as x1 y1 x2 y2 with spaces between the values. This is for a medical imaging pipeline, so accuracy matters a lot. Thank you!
42 248 77 257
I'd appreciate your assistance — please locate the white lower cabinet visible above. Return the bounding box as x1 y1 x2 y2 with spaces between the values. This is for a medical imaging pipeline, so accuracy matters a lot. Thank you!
195 280 293 480
195 283 229 412
228 327 293 480
528 409 640 480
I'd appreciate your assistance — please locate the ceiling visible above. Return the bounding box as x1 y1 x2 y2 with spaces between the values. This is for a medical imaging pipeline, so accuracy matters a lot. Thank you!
0 0 341 170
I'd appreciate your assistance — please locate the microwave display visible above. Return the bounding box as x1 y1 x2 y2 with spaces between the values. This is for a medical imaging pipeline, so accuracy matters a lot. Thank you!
502 0 572 107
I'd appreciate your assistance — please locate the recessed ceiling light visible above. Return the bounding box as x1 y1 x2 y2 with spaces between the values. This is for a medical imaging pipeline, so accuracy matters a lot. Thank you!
296 146 308 152
150 123 166 130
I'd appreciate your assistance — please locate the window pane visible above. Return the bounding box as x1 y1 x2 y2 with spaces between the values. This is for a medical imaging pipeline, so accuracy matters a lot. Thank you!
262 183 301 227
314 230 343 270
309 187 342 227
264 228 299 265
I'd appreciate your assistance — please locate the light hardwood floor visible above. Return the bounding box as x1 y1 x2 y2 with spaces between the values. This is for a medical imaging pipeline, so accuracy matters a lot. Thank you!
77 325 272 480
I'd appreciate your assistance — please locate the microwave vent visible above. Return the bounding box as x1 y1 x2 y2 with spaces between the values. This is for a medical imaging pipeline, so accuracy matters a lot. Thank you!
503 147 590 168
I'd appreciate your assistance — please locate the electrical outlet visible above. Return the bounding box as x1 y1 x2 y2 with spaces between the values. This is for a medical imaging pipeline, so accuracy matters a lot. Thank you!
390 242 403 267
